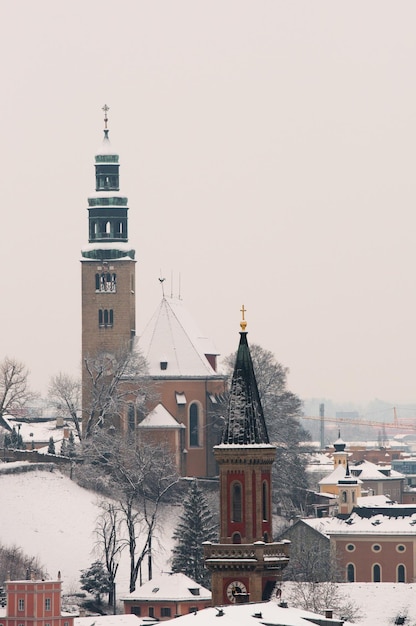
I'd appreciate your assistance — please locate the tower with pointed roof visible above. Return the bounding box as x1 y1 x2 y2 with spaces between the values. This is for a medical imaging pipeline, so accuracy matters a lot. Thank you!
81 106 136 431
338 462 362 516
204 310 290 605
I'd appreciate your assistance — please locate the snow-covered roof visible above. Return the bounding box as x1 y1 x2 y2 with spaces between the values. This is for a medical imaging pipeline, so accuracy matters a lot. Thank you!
88 191 127 200
163 599 342 626
75 615 144 626
121 572 211 602
5 418 69 445
319 459 404 486
81 241 134 257
137 297 221 378
303 507 416 537
349 459 404 480
319 463 361 486
138 403 185 429
95 135 119 158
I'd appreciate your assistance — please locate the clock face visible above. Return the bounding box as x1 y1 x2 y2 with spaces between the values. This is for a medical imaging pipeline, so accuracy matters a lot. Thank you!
226 580 248 603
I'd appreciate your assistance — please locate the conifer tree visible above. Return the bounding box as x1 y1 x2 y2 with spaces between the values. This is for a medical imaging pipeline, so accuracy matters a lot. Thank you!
60 438 68 456
47 436 55 455
171 480 217 588
67 430 76 457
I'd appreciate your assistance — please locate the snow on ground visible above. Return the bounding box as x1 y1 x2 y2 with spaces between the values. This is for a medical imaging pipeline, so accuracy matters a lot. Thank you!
0 464 179 595
333 583 416 626
2 464 416 625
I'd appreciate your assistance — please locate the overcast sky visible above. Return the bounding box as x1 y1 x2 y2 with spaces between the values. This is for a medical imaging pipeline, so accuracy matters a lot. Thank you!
2 1 416 413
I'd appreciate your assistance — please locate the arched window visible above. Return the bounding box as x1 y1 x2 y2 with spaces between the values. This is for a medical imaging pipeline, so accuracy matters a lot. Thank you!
397 564 406 583
347 563 355 582
128 404 135 433
373 564 381 583
262 481 269 521
342 491 347 503
232 482 242 522
189 403 199 447
232 532 241 544
98 309 114 328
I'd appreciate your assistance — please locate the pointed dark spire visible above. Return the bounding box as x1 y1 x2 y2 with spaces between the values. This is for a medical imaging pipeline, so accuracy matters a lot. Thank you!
222 310 270 445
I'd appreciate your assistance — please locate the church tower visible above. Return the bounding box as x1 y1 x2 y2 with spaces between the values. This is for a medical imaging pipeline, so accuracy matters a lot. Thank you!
204 309 289 605
81 106 136 430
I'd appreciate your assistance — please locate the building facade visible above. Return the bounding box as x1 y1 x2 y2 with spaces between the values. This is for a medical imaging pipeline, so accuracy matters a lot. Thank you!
0 576 73 626
204 316 289 605
121 572 211 620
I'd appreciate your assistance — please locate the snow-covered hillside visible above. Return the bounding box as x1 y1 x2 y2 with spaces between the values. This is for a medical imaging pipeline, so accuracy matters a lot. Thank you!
0 463 180 595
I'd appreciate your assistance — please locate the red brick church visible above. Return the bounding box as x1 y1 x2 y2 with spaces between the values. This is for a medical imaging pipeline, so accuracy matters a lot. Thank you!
80 107 226 477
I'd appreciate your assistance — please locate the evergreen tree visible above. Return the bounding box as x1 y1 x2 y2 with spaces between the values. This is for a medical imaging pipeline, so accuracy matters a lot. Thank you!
171 480 217 588
47 436 55 455
5 427 25 450
60 438 68 456
80 560 111 605
67 430 76 457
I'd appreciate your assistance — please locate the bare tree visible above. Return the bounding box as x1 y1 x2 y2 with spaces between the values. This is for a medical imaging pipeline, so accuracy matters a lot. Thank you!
285 581 361 623
0 543 46 584
82 347 152 439
0 357 34 420
48 373 82 441
95 502 123 610
86 431 178 592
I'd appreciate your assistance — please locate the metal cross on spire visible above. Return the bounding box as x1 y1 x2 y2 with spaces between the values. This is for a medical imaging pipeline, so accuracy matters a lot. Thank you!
240 304 247 331
102 104 110 129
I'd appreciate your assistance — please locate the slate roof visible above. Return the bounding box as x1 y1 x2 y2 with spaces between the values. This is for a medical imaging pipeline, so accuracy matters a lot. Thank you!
137 297 220 378
221 330 270 445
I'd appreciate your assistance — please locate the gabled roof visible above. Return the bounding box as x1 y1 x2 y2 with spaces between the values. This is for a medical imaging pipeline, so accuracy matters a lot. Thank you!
120 572 211 602
319 463 360 486
221 330 269 445
138 403 185 429
137 297 220 377
319 459 404 486
349 459 404 481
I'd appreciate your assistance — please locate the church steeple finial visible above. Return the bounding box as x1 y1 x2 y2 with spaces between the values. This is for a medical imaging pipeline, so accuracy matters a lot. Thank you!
102 104 110 139
240 304 247 331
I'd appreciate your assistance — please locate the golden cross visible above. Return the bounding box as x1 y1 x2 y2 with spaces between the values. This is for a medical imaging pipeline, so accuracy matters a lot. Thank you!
240 305 247 331
102 104 110 129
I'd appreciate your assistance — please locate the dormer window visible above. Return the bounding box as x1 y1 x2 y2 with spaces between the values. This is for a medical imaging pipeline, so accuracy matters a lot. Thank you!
189 588 200 596
160 361 168 370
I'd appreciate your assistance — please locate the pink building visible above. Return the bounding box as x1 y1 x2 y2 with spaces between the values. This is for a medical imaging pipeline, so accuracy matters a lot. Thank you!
0 575 74 626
